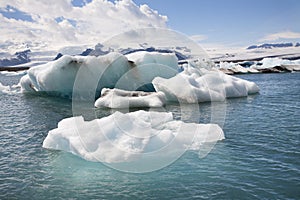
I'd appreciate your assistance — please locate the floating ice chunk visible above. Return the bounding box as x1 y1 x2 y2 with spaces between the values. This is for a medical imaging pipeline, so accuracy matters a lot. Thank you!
21 53 129 97
20 51 178 97
0 70 27 76
252 57 292 69
0 82 20 94
218 62 259 74
94 88 166 108
43 110 224 163
153 64 259 103
0 82 11 94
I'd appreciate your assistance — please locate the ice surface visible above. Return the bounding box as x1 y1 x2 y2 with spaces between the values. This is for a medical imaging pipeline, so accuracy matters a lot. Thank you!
43 110 224 163
95 88 166 108
153 63 259 103
125 51 178 71
20 51 178 97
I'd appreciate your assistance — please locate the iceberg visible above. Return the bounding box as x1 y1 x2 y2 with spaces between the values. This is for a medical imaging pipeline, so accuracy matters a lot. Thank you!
20 51 178 97
42 110 224 164
0 82 10 94
0 82 20 94
153 63 259 103
94 88 166 108
218 62 260 74
252 57 292 69
0 70 27 76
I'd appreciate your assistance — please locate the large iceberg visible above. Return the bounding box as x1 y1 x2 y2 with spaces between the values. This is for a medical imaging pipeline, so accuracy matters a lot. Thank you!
95 88 166 108
43 110 224 164
20 51 178 97
153 63 259 103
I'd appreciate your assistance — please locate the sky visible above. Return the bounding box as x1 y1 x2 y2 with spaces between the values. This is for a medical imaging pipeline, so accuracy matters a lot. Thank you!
133 0 300 47
0 0 299 52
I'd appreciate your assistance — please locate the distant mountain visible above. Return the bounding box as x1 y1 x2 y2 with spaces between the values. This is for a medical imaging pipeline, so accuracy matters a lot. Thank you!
54 44 189 61
0 49 31 67
89 43 189 60
247 42 298 50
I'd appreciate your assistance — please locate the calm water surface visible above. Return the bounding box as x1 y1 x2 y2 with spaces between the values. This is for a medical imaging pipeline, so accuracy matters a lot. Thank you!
0 73 299 199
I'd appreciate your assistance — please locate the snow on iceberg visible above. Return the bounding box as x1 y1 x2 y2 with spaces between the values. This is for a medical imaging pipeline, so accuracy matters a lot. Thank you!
43 110 224 164
20 51 178 97
125 51 178 70
94 88 166 108
153 63 259 103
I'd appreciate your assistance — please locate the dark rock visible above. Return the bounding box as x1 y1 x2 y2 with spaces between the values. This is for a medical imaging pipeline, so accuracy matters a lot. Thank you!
54 53 63 60
80 48 93 56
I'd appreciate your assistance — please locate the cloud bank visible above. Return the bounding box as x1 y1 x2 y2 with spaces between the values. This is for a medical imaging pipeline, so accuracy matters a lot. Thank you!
0 0 168 52
259 31 300 42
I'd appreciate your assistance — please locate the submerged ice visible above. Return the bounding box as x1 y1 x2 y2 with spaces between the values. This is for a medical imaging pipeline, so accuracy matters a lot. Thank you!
42 110 224 163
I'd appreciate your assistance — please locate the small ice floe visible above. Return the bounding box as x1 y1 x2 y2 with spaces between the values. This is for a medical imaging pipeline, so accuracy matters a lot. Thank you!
95 88 166 108
42 110 224 163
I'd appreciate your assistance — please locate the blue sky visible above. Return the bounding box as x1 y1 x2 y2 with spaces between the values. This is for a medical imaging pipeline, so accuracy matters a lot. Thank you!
0 0 300 50
133 0 300 46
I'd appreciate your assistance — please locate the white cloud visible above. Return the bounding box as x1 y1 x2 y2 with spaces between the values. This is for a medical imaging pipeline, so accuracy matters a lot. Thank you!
0 0 168 52
259 31 300 42
190 34 207 42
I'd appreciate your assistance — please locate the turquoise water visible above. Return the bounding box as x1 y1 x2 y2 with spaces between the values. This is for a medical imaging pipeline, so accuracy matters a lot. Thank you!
0 73 299 199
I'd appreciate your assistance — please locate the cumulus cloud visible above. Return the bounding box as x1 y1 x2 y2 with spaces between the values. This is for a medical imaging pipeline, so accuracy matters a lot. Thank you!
0 0 168 51
259 31 300 42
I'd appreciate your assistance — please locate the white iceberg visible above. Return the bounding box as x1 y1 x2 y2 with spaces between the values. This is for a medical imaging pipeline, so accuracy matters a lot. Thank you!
0 82 11 94
43 110 224 164
218 62 260 74
218 62 245 72
20 51 178 97
94 88 166 108
251 57 298 69
0 82 20 95
0 70 27 76
153 63 259 103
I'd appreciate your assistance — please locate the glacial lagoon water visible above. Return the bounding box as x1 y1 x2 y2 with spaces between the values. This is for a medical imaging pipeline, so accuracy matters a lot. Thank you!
0 73 299 199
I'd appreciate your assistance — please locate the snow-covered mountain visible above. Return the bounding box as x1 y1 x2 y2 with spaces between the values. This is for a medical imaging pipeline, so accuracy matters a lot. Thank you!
0 50 31 67
53 43 190 61
246 42 299 50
